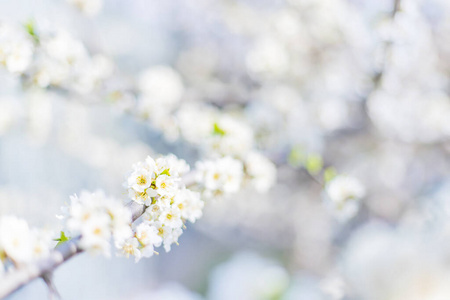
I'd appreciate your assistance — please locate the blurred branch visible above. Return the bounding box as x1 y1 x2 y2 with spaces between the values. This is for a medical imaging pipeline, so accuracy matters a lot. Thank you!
374 0 401 87
393 0 401 17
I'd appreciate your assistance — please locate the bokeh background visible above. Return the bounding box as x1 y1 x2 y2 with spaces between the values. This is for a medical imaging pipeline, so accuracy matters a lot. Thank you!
2 0 450 299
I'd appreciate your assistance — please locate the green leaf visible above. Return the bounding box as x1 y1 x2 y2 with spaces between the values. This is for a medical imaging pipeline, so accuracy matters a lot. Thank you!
54 231 70 247
24 19 39 43
212 122 226 136
305 154 323 175
323 167 337 183
160 169 171 176
288 145 306 167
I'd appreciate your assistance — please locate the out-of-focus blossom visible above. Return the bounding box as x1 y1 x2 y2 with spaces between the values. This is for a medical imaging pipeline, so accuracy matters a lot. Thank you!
208 252 290 300
195 156 244 196
67 0 103 16
323 175 366 221
343 223 450 300
61 190 132 256
0 216 53 266
0 22 33 74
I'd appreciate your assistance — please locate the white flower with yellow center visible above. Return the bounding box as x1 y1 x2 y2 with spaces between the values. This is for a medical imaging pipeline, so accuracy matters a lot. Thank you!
155 174 177 197
79 215 111 256
128 167 153 193
30 229 52 261
135 222 162 247
196 156 244 195
63 190 133 257
173 189 204 223
163 227 183 252
159 208 183 229
128 188 154 206
116 237 141 262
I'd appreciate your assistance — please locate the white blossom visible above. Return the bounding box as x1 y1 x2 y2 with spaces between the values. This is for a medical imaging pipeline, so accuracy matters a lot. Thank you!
67 0 103 16
244 151 277 193
0 22 33 74
196 156 244 195
62 190 132 256
173 189 204 223
0 216 52 265
207 116 254 158
127 164 154 193
324 175 366 221
0 216 33 264
343 223 450 300
116 237 141 262
138 66 184 106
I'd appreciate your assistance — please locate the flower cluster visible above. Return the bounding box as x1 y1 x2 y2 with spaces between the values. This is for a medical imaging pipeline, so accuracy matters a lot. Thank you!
126 154 190 205
195 153 277 197
0 21 113 96
61 190 132 256
120 154 203 261
0 216 52 274
195 156 244 197
29 29 113 95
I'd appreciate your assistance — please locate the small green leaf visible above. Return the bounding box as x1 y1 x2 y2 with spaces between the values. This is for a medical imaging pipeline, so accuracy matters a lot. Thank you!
323 167 337 183
160 169 171 176
212 122 226 136
288 145 306 167
24 20 39 43
305 154 323 175
54 231 70 247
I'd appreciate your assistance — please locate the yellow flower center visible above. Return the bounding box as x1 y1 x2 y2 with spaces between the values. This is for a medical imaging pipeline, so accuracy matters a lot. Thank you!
137 176 147 185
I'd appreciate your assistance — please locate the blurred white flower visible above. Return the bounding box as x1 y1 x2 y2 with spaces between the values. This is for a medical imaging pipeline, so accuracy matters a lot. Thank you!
0 22 33 74
67 0 103 16
196 156 244 195
244 151 277 193
116 237 141 262
138 66 184 117
173 188 204 223
208 252 290 300
0 216 33 264
62 190 132 256
0 216 52 265
207 116 254 158
343 223 450 300
324 175 365 221
246 36 290 78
